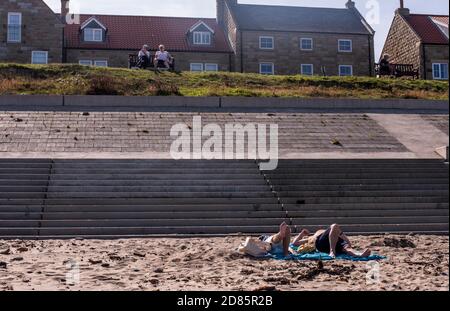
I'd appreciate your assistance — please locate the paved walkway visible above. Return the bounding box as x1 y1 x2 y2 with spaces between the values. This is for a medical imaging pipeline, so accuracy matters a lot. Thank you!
0 111 447 159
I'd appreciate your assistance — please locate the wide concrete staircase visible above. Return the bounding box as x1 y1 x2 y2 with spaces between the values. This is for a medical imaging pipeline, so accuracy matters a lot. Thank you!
0 158 448 238
262 159 449 235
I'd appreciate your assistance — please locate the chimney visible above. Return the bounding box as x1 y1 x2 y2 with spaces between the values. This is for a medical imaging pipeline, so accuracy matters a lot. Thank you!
346 0 356 9
396 0 410 16
61 0 70 24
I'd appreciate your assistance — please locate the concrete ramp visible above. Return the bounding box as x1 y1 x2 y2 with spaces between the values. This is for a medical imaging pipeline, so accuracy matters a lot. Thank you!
0 159 448 238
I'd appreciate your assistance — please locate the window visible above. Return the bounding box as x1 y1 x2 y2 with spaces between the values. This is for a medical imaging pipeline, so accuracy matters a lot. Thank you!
433 63 449 80
31 51 48 64
84 28 103 42
193 32 211 45
260 63 274 75
7 12 22 43
301 64 314 76
339 65 353 76
79 60 93 66
338 39 352 52
300 38 313 51
94 60 108 67
190 63 204 72
204 63 219 72
259 36 274 50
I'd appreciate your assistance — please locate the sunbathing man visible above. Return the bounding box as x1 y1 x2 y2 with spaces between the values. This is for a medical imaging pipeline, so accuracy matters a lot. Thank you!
261 222 292 257
292 224 372 258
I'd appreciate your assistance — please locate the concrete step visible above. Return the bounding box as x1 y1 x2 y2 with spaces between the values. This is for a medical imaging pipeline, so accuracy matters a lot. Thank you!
284 202 449 211
273 184 449 191
269 178 449 185
48 174 265 181
49 168 262 174
43 197 280 205
0 218 288 228
265 173 449 179
1 209 446 221
0 223 446 236
277 190 449 198
47 179 268 186
0 174 50 181
282 196 449 204
288 209 449 218
290 216 448 226
0 210 288 220
44 182 270 193
45 191 276 199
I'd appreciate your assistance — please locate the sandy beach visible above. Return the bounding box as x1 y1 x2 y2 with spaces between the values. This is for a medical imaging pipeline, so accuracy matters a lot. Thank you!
0 235 448 291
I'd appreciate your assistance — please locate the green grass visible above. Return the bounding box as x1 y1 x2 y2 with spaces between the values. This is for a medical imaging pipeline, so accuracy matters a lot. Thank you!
0 63 448 100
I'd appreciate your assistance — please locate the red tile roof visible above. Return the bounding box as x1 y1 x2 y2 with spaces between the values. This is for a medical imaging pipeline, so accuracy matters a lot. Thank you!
64 15 233 53
404 14 449 44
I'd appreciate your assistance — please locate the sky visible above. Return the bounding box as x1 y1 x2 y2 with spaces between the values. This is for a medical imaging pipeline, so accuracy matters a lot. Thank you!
43 0 449 59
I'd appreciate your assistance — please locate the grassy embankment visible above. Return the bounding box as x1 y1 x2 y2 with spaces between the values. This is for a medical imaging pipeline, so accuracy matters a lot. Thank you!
0 63 448 100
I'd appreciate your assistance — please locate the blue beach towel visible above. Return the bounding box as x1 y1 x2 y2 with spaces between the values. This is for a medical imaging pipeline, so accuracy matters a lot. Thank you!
267 245 386 261
268 252 386 262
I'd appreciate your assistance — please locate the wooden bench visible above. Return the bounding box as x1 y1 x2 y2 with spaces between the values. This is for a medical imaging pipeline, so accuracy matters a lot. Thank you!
128 54 175 71
375 63 419 79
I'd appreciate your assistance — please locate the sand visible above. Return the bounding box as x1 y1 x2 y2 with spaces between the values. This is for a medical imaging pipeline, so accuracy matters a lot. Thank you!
0 235 448 291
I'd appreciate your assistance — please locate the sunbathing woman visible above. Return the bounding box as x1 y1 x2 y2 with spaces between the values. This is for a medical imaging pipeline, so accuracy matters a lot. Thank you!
261 222 292 257
292 224 372 258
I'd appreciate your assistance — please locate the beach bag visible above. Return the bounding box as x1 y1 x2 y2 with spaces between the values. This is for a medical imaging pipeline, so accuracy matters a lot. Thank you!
238 237 272 258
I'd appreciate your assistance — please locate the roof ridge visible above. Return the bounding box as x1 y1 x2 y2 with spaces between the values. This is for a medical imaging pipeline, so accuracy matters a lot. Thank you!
76 13 216 20
236 3 347 10
409 13 449 18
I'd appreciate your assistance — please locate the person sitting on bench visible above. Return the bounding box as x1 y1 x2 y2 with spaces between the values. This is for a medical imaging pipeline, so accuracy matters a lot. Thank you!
138 45 151 69
154 45 171 69
379 54 392 76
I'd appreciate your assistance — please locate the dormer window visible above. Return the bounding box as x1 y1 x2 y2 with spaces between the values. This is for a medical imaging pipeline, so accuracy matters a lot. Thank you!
193 31 211 45
189 20 214 46
84 28 103 42
80 17 107 43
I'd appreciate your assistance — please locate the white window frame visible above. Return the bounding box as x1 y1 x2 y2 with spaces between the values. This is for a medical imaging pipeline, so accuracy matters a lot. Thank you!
7 12 22 43
84 28 103 42
204 63 219 72
193 31 211 45
259 36 274 50
339 65 353 77
259 62 274 75
79 60 93 66
190 63 204 72
94 60 108 67
432 63 449 80
338 39 353 52
300 38 313 51
31 51 48 65
301 64 314 76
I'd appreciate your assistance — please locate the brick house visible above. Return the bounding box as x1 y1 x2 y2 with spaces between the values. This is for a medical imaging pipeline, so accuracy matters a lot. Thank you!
217 0 375 76
381 2 449 80
1 0 376 77
0 0 63 64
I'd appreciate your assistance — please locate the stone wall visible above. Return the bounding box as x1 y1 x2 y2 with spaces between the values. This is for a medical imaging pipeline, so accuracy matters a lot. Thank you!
0 0 63 63
240 31 373 76
424 44 449 80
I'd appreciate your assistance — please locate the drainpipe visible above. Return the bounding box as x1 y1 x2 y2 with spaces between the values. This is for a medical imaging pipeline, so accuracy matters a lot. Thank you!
368 35 373 76
240 30 244 73
421 43 427 80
